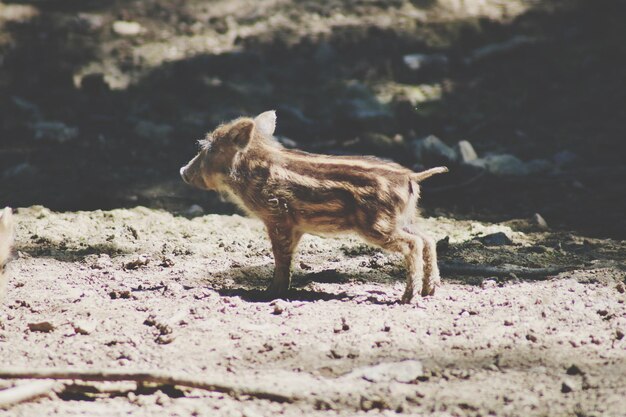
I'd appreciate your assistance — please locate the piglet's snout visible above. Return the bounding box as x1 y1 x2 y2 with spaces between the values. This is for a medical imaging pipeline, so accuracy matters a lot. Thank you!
179 166 190 184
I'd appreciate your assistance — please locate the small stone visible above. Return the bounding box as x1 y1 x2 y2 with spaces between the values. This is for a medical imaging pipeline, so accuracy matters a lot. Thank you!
346 360 423 383
533 213 549 230
134 120 173 144
456 140 478 163
109 290 132 299
466 36 537 64
275 135 298 148
526 159 553 174
89 254 112 270
28 321 55 332
73 320 96 335
271 301 286 315
616 283 624 294
561 380 574 393
185 204 204 217
3 162 39 179
411 135 458 164
481 279 498 289
403 53 448 72
553 150 578 168
615 329 624 340
526 333 538 343
112 20 143 36
477 232 513 246
468 154 529 176
566 364 583 376
503 320 514 326
123 255 149 270
32 121 79 143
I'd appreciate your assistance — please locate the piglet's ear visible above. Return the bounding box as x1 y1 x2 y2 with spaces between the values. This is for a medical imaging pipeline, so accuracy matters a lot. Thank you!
231 119 254 149
254 110 276 137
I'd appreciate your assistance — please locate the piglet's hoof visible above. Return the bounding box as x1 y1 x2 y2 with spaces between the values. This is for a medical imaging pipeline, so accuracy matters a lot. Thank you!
421 285 436 297
265 283 289 300
400 291 415 304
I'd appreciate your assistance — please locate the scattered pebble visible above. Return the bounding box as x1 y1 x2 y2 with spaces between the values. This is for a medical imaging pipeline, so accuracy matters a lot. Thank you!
32 121 79 143
566 364 583 376
456 140 478 163
112 20 144 36
477 232 513 246
109 290 132 299
271 300 287 315
526 333 538 343
345 360 424 383
72 320 96 335
185 204 204 217
481 279 498 289
533 213 549 230
561 380 575 393
403 53 448 71
124 255 150 270
28 321 55 333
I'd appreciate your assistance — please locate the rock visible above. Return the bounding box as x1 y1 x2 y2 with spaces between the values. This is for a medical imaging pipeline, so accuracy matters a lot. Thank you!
533 213 549 230
134 120 173 144
123 255 150 270
566 364 583 376
335 82 394 131
553 150 578 168
477 232 513 246
456 140 478 163
468 154 529 176
72 320 96 335
28 321 55 332
185 204 204 217
3 162 38 179
11 96 41 117
403 53 448 72
32 121 79 143
89 254 113 270
112 20 143 36
561 378 578 393
436 236 450 253
275 135 298 148
481 279 498 289
411 135 458 165
526 159 553 174
271 300 287 315
314 41 336 65
345 360 423 383
466 36 537 64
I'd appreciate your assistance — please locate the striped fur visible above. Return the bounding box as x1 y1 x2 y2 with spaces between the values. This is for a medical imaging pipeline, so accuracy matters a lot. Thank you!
180 111 448 302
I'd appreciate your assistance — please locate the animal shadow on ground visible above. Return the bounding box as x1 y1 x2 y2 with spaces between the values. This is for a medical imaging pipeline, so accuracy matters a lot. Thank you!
215 265 401 304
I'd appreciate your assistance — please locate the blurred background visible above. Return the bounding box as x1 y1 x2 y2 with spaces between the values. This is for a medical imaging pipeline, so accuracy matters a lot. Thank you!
0 0 624 238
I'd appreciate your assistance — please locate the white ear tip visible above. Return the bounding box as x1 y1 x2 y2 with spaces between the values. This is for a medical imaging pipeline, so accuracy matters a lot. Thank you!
254 110 277 136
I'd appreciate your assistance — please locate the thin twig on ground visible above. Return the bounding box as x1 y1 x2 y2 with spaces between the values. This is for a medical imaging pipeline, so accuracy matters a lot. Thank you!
0 369 296 404
440 262 576 279
0 381 57 409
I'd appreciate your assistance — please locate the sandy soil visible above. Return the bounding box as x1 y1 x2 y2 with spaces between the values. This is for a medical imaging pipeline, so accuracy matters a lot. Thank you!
1 206 625 416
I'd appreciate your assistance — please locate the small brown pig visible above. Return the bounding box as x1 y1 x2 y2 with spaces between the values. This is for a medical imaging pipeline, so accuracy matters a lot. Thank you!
180 111 447 303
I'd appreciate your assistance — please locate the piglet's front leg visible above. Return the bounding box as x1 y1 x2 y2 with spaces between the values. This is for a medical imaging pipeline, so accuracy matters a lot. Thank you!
265 223 302 298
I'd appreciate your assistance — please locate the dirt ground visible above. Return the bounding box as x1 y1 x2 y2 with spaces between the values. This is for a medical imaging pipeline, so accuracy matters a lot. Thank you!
1 0 626 415
1 206 625 416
